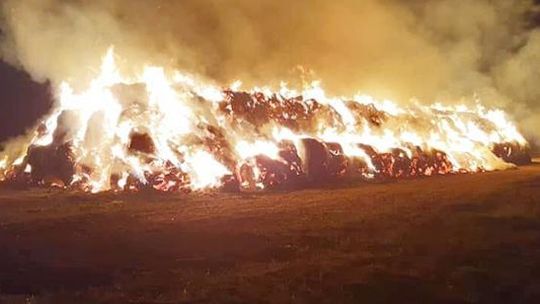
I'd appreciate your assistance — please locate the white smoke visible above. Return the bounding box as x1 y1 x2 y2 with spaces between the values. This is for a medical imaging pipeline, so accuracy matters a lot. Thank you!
0 0 539 144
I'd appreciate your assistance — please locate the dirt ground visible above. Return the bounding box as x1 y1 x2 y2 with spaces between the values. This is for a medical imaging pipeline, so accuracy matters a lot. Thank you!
0 161 539 303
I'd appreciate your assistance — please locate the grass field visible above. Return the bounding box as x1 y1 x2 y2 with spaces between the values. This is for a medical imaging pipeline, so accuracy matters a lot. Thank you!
0 161 539 303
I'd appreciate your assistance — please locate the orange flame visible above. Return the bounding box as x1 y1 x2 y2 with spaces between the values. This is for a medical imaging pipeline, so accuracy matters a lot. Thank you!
0 48 529 192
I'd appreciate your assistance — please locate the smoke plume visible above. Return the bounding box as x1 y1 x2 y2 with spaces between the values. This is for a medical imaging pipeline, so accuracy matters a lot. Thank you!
1 0 539 143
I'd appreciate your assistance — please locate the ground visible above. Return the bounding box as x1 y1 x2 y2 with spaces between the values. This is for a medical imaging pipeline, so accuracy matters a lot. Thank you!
0 161 539 303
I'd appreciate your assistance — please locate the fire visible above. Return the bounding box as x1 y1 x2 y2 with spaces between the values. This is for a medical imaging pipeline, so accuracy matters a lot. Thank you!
0 48 530 192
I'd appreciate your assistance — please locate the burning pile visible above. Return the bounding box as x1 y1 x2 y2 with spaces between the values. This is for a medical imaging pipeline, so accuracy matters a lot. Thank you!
0 49 530 193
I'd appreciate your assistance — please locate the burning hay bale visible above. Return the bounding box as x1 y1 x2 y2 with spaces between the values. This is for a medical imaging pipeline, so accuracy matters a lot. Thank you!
301 139 347 183
492 143 532 165
0 49 531 193
27 144 75 186
128 132 156 154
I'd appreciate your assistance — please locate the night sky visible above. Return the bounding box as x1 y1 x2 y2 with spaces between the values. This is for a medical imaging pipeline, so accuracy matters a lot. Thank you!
0 61 52 143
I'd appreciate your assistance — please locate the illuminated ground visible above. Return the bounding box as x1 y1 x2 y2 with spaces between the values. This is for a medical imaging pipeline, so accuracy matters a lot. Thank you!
0 161 539 303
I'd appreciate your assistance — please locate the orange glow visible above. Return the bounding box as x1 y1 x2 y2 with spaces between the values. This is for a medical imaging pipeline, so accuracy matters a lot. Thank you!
0 48 529 192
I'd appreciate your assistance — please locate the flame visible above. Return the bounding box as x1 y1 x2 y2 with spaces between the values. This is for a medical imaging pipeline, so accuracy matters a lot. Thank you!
0 47 530 192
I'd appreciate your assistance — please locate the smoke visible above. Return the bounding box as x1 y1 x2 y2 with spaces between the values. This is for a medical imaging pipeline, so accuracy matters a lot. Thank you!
0 0 539 143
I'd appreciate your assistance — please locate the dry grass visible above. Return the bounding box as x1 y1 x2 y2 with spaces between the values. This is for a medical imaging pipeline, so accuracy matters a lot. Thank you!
0 162 539 303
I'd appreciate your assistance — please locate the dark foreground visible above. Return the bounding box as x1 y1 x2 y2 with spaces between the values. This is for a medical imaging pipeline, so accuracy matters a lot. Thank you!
0 162 539 303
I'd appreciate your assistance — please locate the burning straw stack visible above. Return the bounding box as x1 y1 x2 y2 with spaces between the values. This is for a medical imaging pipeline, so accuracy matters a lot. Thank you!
1 89 531 193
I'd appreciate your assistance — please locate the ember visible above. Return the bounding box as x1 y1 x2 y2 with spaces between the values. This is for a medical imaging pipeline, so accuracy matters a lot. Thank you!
0 48 530 193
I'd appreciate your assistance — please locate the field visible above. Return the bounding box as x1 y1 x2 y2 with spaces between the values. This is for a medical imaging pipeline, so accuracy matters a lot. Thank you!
0 161 539 303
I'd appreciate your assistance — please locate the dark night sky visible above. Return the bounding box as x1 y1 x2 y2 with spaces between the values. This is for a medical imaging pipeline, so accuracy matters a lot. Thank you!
0 62 52 143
